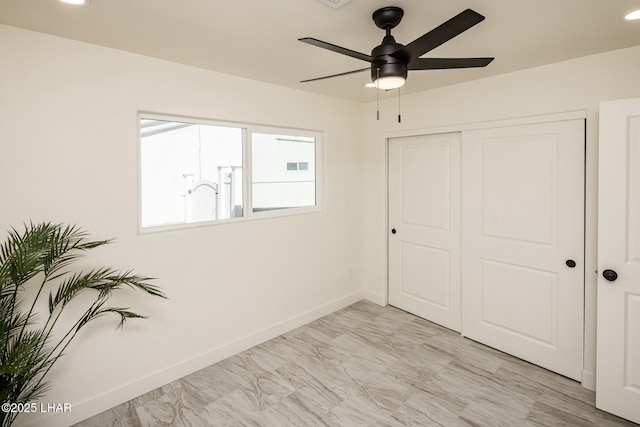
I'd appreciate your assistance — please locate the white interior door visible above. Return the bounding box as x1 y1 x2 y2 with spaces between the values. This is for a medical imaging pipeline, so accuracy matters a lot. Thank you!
389 132 461 331
596 98 640 424
461 120 585 380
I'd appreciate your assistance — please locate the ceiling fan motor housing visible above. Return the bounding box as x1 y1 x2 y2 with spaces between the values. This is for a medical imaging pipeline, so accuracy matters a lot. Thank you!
371 35 408 82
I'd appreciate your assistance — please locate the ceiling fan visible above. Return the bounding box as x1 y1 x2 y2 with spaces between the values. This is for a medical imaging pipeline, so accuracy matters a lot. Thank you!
299 7 494 90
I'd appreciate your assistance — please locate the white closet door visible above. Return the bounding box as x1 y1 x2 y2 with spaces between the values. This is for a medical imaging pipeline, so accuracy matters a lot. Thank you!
461 120 585 380
596 98 640 424
389 132 461 331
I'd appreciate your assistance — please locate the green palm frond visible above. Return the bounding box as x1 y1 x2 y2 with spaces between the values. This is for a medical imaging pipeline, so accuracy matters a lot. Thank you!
0 222 166 427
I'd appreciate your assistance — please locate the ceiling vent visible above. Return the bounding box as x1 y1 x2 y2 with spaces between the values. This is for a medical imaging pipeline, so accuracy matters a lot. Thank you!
318 0 352 9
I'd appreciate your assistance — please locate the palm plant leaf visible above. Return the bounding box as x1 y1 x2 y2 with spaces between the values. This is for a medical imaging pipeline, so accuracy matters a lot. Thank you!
0 222 166 427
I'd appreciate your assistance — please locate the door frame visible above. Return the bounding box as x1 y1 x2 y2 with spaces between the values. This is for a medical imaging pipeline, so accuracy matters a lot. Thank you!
384 109 591 386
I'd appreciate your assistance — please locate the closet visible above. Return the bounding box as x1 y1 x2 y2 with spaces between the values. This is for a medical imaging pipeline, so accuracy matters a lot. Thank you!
389 119 585 380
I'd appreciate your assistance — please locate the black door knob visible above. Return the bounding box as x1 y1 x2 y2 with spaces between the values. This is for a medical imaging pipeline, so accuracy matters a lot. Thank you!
391 228 397 234
566 260 576 268
602 269 618 282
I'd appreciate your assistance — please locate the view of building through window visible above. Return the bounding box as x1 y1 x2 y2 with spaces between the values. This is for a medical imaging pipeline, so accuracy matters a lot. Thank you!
139 117 320 230
252 133 316 212
140 119 243 228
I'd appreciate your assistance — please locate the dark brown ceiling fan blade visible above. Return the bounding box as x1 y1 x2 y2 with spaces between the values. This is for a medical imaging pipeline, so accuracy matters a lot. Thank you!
408 57 494 70
300 67 370 83
299 37 373 63
400 9 486 60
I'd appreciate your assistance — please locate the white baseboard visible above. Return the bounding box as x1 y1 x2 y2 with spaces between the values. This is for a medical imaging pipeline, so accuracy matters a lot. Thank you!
21 290 365 427
362 289 387 306
582 369 596 391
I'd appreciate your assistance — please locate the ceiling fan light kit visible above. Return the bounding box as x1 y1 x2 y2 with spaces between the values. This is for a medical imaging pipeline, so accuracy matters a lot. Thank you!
625 9 640 20
375 76 406 90
299 6 494 92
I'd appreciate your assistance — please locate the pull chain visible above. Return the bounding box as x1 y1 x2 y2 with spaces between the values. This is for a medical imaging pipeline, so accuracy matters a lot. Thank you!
376 67 380 121
398 87 401 123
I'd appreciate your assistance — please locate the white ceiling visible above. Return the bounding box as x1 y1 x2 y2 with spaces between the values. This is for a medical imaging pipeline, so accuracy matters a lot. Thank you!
1 0 640 103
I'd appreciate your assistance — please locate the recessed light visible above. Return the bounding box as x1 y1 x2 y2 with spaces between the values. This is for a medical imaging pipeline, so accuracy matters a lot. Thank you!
59 0 87 5
317 0 351 9
625 9 640 20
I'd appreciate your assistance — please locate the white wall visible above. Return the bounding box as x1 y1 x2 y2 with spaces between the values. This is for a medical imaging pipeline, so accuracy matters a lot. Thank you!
4 20 640 426
362 45 640 390
0 24 364 427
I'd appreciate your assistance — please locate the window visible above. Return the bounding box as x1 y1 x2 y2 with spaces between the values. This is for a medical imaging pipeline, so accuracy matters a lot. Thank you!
251 133 316 212
139 114 322 231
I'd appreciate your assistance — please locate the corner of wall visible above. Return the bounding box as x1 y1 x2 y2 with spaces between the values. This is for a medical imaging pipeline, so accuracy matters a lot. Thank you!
582 369 596 391
362 289 387 306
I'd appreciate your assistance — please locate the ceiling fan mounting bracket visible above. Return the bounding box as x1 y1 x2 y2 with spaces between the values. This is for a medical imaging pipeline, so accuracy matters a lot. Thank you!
372 6 404 31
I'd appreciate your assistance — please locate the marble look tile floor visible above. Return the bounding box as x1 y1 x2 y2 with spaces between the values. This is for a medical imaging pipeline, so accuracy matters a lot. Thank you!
74 301 638 426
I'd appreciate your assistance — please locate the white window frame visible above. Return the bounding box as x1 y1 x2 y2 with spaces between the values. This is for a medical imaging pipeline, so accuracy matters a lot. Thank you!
246 125 324 220
138 112 324 233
